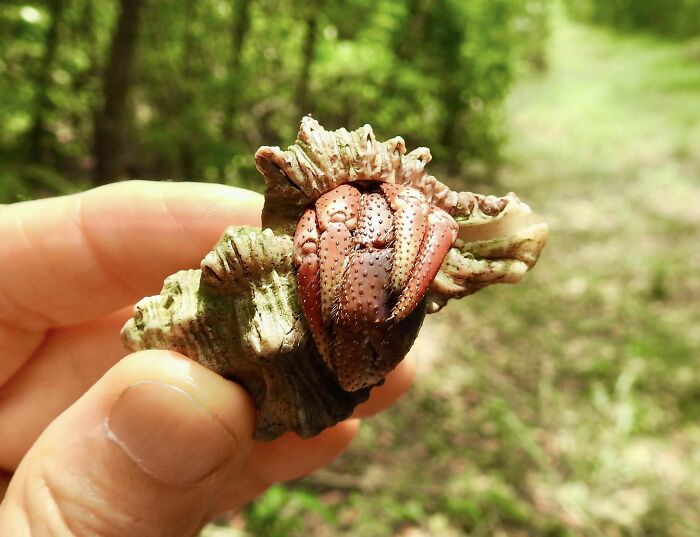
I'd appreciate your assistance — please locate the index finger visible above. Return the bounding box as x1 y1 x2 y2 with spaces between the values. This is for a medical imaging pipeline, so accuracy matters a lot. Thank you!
0 181 263 330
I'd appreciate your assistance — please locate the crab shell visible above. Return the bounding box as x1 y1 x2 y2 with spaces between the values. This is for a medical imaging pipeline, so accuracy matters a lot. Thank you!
121 117 548 440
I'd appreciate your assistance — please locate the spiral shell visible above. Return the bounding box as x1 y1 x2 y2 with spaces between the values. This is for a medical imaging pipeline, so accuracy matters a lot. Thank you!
121 118 548 440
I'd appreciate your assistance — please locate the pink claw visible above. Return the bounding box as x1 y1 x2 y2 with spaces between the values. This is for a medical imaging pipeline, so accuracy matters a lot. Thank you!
392 207 457 320
381 183 428 292
294 209 335 370
294 182 457 390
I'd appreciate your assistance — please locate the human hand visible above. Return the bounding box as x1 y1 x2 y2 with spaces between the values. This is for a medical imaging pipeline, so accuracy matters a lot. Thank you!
0 181 414 535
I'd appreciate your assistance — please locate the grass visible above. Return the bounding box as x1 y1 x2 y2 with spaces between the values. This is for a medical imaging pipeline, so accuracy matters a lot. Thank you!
205 12 700 537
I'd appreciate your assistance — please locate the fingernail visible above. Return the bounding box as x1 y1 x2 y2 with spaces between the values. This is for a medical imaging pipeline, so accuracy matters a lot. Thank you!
106 381 236 485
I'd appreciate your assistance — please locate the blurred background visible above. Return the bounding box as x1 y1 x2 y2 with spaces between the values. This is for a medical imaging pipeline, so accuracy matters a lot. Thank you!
2 0 699 535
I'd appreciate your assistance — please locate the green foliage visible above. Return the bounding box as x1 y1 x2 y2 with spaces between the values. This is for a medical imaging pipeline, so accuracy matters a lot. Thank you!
566 0 700 38
243 485 335 536
0 0 550 202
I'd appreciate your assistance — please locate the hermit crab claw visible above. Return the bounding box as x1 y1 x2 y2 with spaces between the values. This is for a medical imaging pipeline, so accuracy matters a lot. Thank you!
292 181 458 391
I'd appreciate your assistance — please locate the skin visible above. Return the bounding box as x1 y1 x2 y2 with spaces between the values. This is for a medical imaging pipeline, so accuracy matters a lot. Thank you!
0 181 414 536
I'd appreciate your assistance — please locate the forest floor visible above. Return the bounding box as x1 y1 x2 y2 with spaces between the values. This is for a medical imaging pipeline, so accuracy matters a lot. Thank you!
204 13 700 537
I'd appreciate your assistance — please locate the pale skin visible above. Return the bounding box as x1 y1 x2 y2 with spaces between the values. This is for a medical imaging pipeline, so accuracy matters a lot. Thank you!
0 181 414 536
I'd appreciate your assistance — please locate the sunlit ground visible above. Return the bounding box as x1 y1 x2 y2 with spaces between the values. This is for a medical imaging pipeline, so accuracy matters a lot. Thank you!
204 13 700 537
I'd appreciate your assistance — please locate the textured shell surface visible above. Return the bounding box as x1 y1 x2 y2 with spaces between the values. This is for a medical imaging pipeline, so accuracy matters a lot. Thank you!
121 117 549 440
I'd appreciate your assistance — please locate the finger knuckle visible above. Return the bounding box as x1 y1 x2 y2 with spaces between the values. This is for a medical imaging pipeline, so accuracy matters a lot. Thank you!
22 458 156 537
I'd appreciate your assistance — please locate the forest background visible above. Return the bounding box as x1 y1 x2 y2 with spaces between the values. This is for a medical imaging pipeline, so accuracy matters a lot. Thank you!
2 0 700 535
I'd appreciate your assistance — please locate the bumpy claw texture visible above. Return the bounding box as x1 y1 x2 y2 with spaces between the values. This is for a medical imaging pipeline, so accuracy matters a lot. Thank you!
122 117 548 440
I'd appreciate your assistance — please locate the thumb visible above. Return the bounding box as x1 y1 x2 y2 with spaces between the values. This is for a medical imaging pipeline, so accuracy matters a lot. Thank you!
0 350 256 537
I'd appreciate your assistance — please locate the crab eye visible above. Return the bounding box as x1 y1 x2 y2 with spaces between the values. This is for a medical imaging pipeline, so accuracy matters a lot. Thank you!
301 241 317 254
330 211 347 223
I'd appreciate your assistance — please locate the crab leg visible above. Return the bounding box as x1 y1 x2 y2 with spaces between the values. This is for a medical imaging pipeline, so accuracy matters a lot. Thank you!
392 207 458 320
293 208 321 266
380 183 428 292
315 184 361 320
293 208 334 369
297 253 335 368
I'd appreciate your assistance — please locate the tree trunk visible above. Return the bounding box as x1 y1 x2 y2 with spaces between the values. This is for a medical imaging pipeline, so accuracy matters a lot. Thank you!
93 0 145 184
69 0 100 155
439 85 463 175
27 0 64 163
395 0 434 60
295 2 323 117
230 0 251 71
179 0 198 180
221 0 252 140
75 0 100 86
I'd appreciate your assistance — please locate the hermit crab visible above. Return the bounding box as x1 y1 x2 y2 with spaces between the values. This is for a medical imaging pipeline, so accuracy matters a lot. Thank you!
122 118 548 440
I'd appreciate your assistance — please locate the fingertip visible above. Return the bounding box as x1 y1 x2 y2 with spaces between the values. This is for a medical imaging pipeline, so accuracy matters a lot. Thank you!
79 181 265 292
3 349 260 535
158 181 264 231
0 181 265 330
244 418 360 488
41 348 258 491
110 350 257 443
